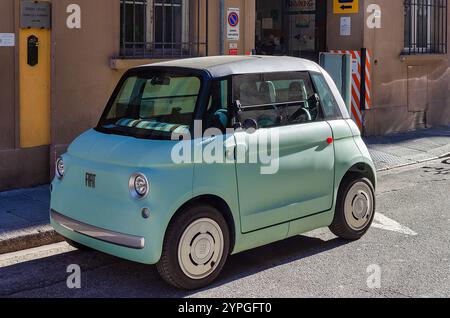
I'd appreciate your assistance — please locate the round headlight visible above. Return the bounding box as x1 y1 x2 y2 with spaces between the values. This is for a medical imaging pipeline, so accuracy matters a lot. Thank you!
129 173 149 199
56 157 65 179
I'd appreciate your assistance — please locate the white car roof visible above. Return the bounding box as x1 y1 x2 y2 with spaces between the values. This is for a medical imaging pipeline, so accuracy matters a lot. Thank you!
138 55 322 78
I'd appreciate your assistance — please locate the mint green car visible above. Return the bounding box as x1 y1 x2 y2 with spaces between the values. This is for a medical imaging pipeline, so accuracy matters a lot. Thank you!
50 56 376 290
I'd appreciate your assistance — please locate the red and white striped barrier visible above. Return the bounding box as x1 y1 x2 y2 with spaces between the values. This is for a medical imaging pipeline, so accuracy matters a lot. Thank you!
330 49 372 131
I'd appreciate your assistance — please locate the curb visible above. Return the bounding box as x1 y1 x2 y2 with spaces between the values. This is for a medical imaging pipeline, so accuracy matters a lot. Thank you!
375 152 450 172
0 225 64 255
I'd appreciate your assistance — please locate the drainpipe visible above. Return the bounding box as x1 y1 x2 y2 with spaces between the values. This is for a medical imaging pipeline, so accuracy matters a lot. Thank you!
219 0 225 55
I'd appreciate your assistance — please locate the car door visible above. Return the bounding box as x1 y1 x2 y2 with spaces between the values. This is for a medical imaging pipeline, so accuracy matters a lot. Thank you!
233 72 336 233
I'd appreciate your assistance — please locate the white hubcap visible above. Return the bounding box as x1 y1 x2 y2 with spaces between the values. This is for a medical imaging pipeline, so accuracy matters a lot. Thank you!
344 182 374 231
178 218 224 280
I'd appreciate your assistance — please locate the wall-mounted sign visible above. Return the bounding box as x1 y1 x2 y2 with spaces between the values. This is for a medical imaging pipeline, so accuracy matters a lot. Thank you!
229 42 238 55
227 8 240 41
0 33 15 47
352 59 358 74
286 0 316 12
340 17 351 36
333 0 359 14
20 1 51 29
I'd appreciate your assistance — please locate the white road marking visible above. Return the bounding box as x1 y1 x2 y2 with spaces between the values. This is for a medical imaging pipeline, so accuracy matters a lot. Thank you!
372 213 418 236
0 242 74 268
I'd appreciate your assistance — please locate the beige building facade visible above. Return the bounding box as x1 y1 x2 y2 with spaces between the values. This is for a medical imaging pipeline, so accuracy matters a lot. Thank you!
0 0 449 190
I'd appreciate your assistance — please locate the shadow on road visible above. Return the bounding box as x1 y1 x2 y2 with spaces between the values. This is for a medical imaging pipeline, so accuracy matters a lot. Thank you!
364 126 450 146
0 234 350 298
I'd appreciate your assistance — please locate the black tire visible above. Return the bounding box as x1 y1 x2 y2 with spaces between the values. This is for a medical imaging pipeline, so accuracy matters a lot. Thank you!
156 204 230 290
330 174 376 240
65 238 93 251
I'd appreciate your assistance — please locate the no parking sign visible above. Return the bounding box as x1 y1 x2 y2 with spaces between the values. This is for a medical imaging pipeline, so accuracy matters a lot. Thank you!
227 8 240 41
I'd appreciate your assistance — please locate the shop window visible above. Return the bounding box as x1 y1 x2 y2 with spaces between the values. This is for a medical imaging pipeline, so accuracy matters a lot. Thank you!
404 0 448 54
120 0 208 58
255 0 327 62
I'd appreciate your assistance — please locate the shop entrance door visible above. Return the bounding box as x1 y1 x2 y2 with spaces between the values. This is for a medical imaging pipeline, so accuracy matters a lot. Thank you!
255 0 326 62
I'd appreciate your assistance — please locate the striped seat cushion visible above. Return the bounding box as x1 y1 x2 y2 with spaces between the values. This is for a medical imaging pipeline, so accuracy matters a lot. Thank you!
116 118 189 134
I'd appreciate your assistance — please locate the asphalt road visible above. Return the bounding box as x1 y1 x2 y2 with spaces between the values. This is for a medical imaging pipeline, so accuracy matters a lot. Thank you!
1 157 449 298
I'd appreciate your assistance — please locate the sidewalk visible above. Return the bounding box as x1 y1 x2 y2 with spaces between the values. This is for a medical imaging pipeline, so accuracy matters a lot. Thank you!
365 125 450 171
1 125 449 254
0 186 61 254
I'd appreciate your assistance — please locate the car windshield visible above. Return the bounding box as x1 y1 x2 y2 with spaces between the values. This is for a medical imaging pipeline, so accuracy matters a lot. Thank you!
97 70 202 140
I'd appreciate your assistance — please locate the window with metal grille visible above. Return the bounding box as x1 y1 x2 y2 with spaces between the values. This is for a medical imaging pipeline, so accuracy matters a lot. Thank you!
120 0 208 58
404 0 448 54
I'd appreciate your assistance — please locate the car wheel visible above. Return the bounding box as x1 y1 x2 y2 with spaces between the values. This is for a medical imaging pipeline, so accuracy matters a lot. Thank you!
330 174 376 240
156 204 230 290
65 238 92 251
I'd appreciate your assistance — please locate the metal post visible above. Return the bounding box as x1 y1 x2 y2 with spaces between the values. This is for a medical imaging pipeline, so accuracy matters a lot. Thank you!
205 0 209 56
360 48 367 112
219 0 225 55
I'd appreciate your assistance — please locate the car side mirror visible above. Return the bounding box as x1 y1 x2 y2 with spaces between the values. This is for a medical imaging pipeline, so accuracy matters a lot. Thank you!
311 93 320 106
232 100 244 129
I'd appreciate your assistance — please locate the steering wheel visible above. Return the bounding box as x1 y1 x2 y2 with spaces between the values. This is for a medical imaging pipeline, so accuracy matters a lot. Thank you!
257 117 276 128
290 107 312 123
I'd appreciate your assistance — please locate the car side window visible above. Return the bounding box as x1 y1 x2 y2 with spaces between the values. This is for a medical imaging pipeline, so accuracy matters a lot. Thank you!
233 72 322 128
311 73 343 120
203 79 229 132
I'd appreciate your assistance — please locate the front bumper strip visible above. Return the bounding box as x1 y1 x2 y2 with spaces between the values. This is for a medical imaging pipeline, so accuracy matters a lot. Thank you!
51 210 145 250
